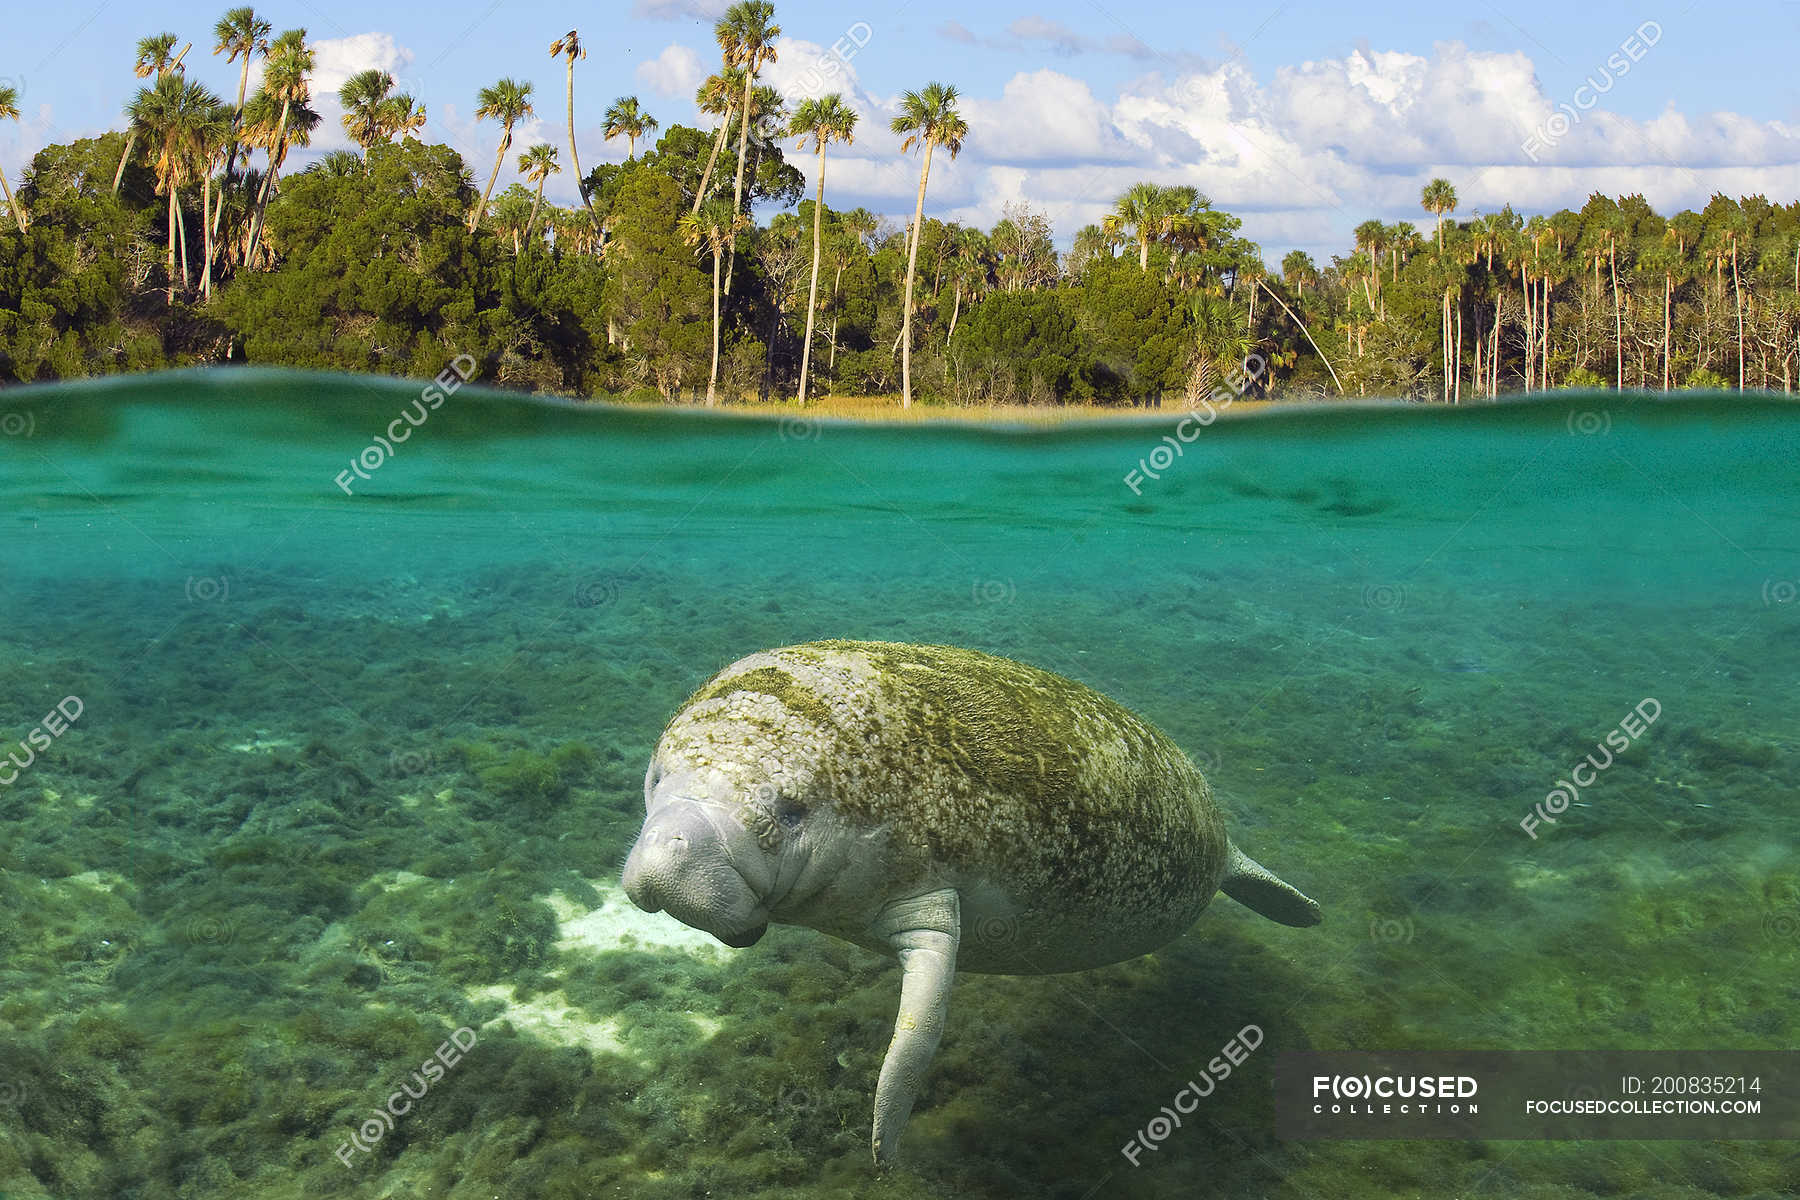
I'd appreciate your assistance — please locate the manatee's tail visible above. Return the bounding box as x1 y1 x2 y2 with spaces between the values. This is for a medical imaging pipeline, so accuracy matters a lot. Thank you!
1221 842 1322 927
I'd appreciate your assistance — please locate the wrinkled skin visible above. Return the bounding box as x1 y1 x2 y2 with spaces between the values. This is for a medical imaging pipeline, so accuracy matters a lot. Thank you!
621 759 896 954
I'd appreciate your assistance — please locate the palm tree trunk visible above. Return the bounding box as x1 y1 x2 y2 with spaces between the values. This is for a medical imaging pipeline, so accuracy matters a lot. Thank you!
0 166 24 233
724 68 756 296
526 180 546 250
1489 295 1500 396
899 141 936 409
827 261 845 370
1138 235 1149 273
202 171 214 299
1732 243 1745 391
112 131 138 197
796 143 827 406
1454 299 1463 404
947 282 962 345
1258 279 1342 394
707 247 722 406
1663 273 1672 391
166 189 178 306
1521 266 1534 393
693 108 732 215
1610 247 1623 391
471 130 509 233
246 98 291 264
172 176 191 288
1542 275 1553 388
565 58 594 230
223 57 252 184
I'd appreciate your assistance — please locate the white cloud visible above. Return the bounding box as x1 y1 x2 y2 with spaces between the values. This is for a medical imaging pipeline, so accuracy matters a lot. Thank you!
637 45 705 100
763 33 878 110
909 40 1800 260
273 32 417 155
304 32 414 102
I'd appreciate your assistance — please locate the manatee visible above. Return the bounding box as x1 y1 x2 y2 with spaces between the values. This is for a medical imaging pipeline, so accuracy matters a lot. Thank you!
620 639 1321 1163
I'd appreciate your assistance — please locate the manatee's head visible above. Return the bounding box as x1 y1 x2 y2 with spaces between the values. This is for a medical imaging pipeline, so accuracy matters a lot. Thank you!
621 754 813 949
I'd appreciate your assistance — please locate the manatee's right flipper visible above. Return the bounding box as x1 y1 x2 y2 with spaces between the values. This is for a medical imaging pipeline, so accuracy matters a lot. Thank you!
869 888 961 1166
1221 842 1322 927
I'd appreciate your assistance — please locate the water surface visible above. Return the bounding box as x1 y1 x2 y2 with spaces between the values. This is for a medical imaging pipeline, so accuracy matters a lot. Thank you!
1 371 1795 1198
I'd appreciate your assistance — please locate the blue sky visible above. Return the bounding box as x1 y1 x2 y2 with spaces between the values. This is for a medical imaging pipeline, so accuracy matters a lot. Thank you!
5 0 1797 261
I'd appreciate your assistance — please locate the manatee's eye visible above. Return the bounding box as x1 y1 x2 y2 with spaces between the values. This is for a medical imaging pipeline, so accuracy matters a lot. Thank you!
777 801 807 829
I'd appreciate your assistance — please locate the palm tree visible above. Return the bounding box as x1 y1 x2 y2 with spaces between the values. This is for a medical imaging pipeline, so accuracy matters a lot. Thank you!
715 0 779 294
0 84 26 233
1281 249 1315 297
946 227 991 342
134 75 226 304
691 69 742 213
1422 177 1457 247
379 94 427 141
245 28 312 265
193 98 232 299
489 184 535 255
891 82 967 408
548 31 597 227
1102 182 1161 272
212 7 270 185
518 143 560 249
339 69 395 155
681 197 749 405
1354 218 1386 310
470 77 534 232
114 33 192 195
603 96 658 161
787 94 857 405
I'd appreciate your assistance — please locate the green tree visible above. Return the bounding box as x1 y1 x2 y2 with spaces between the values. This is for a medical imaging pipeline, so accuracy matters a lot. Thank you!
787 94 857 405
690 68 742 214
211 7 270 184
0 85 26 232
380 93 427 142
114 32 192 195
340 69 396 155
951 288 1087 404
471 78 535 232
518 143 560 249
603 170 709 399
245 28 313 264
681 196 749 405
548 30 596 228
890 81 966 408
1281 249 1316 296
1421 177 1457 247
715 0 779 294
604 96 658 161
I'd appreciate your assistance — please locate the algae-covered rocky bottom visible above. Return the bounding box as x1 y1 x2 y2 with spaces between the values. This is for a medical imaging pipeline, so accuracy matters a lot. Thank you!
0 374 1795 1199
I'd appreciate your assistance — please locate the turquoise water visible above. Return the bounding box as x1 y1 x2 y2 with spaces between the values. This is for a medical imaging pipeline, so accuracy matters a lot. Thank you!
0 371 1796 1199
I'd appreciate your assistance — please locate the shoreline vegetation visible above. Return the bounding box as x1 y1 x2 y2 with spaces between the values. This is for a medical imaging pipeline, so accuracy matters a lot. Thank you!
6 6 1800 408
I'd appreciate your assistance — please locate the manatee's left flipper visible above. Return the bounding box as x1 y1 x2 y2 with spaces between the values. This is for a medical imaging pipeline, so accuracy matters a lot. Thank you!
869 887 961 1166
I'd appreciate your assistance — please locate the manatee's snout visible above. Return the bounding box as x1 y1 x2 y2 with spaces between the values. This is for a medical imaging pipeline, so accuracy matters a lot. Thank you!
622 796 770 948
